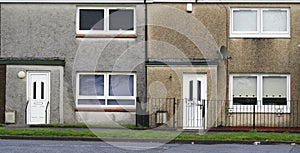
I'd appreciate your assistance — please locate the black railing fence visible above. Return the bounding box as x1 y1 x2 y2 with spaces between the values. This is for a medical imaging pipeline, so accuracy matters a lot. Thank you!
225 100 300 129
147 98 300 130
148 98 177 128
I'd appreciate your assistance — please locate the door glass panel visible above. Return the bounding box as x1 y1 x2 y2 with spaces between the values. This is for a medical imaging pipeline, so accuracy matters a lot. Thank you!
41 82 44 99
189 80 193 101
33 82 36 99
197 81 201 101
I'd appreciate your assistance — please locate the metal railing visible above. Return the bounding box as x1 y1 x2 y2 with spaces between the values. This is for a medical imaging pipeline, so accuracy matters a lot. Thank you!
183 99 206 129
45 101 50 124
147 98 300 130
148 98 177 128
24 100 29 124
225 100 300 129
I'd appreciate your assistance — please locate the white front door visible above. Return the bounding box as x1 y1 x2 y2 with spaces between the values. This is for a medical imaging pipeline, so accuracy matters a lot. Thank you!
27 72 50 124
183 74 207 129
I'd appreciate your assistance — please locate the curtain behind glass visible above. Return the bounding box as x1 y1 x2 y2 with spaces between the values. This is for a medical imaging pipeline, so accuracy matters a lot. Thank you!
263 10 287 32
263 77 287 98
79 75 104 96
109 9 134 31
233 10 257 32
109 75 134 96
233 76 257 98
79 9 104 30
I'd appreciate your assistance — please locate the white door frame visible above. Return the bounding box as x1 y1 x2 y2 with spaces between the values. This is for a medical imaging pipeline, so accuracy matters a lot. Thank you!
26 71 50 124
182 73 207 129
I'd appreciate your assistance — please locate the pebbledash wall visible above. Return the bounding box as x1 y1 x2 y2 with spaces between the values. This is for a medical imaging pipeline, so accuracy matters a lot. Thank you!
0 3 146 124
146 3 227 128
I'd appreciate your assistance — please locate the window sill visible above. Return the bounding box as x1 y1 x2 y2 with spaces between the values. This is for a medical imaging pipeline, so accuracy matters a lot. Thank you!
229 34 291 39
75 34 137 38
75 107 136 112
228 107 290 113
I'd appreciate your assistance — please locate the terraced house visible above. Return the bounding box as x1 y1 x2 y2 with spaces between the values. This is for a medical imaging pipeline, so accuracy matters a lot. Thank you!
0 0 146 125
0 0 300 131
146 0 300 131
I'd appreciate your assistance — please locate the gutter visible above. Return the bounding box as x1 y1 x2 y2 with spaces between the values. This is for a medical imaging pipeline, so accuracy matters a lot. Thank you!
0 0 146 4
0 135 297 145
2 0 300 3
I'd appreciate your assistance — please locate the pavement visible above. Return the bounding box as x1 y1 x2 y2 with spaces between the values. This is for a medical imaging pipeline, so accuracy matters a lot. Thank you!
0 125 298 145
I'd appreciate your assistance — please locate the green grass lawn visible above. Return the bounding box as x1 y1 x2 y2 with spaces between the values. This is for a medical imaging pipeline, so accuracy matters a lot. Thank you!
178 131 300 141
0 128 300 142
0 128 95 137
29 123 144 129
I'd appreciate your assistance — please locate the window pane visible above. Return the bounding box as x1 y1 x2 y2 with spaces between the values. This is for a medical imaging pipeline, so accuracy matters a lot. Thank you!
109 9 134 31
189 80 193 101
197 81 201 101
232 10 257 32
78 99 105 105
79 9 104 30
263 10 287 32
233 76 257 105
33 82 36 99
79 75 104 96
263 76 287 105
233 76 257 97
109 75 134 96
107 99 135 105
41 82 44 99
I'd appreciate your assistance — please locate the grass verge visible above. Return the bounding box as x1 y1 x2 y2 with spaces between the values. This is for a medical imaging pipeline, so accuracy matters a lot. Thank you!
177 131 300 141
29 123 146 129
0 128 178 138
0 128 300 142
0 128 95 137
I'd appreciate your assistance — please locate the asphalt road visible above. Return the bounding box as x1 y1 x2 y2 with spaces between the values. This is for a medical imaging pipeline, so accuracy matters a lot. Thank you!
0 139 299 153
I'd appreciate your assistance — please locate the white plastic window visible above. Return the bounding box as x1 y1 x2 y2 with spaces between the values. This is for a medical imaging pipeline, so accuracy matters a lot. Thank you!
231 8 290 38
77 7 135 35
230 74 290 113
77 73 136 107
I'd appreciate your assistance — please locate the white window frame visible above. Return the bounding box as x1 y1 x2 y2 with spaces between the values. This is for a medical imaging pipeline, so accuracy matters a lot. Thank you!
229 74 290 113
230 8 290 38
76 72 136 108
76 7 136 35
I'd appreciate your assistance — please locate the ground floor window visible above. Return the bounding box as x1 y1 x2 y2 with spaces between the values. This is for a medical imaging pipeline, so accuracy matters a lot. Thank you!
76 72 136 107
230 74 290 113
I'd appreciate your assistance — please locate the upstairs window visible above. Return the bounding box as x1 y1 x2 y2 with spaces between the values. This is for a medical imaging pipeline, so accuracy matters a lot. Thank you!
108 9 134 31
230 8 290 38
79 9 105 31
76 7 135 36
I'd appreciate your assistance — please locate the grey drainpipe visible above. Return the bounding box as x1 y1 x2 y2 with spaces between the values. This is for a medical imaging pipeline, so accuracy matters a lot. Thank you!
0 3 2 56
136 0 148 127
144 0 149 127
